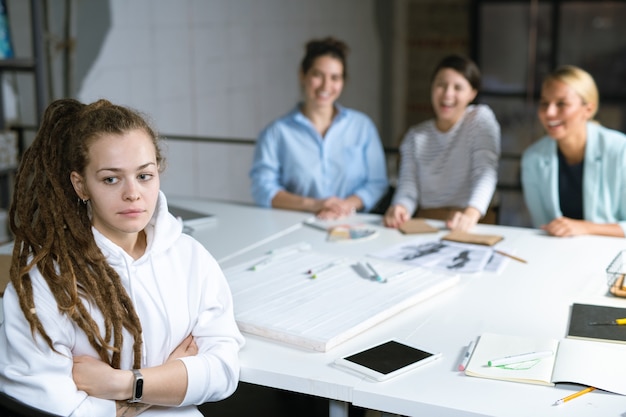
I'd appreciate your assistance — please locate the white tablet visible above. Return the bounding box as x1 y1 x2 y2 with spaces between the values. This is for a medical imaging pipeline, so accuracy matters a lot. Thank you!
334 340 442 382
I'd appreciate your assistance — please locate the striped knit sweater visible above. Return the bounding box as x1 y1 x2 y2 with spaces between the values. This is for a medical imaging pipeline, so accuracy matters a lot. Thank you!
392 104 500 216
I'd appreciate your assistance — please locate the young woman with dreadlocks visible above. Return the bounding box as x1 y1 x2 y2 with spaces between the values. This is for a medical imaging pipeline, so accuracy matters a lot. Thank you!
0 99 244 416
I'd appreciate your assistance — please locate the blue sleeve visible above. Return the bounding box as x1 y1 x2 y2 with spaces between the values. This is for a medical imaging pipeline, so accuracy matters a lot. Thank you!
354 118 389 211
249 124 283 208
602 130 626 235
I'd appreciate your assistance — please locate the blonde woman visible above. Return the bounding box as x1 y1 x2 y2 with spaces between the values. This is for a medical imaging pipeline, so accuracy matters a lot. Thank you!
522 65 626 237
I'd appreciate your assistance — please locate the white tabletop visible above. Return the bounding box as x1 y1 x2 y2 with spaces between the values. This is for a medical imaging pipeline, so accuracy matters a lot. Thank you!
217 215 626 416
166 196 311 263
3 199 626 417
349 228 626 416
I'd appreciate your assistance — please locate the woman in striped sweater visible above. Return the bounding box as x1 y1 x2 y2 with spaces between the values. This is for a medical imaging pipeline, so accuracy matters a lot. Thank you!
384 54 501 231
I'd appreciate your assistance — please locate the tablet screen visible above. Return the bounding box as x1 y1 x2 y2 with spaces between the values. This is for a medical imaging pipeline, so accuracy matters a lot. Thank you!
343 340 434 375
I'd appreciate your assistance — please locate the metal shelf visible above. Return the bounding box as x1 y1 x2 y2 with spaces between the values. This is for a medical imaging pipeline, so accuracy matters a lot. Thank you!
0 58 36 71
0 0 46 211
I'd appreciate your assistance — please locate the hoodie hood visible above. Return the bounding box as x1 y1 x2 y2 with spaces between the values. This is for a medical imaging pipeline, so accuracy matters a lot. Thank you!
92 191 183 267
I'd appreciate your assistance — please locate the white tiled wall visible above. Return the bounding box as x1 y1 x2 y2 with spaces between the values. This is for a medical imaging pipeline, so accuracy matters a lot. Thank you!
73 0 382 203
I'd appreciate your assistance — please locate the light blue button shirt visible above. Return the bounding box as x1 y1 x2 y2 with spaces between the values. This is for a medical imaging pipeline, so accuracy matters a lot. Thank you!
250 104 389 211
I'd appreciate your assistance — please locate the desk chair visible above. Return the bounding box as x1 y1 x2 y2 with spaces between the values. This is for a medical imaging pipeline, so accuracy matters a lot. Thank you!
0 391 62 417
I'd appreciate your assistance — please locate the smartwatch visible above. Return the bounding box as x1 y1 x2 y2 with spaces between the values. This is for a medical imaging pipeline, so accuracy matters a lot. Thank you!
128 369 144 403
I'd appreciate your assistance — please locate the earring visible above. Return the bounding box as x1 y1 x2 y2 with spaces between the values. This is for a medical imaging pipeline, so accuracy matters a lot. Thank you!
81 198 89 205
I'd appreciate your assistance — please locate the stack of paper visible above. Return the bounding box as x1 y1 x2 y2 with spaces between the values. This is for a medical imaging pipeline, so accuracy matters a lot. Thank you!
223 247 459 351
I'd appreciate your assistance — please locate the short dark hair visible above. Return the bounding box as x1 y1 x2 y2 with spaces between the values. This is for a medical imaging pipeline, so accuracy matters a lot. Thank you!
431 54 481 91
300 37 349 79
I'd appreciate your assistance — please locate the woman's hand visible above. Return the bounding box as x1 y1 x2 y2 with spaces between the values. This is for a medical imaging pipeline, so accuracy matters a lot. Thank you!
446 207 481 232
315 197 359 219
73 335 198 401
167 335 198 362
74 357 151 416
73 355 131 400
384 205 410 228
541 217 625 238
541 217 588 237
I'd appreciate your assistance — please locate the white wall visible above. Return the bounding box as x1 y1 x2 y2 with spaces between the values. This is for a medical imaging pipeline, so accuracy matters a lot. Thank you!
72 0 382 203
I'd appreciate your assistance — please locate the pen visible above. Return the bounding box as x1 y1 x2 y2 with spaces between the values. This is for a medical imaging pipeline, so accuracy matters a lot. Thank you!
494 249 527 264
251 247 304 271
365 262 387 283
308 259 345 279
588 318 626 326
553 386 596 406
386 268 415 280
487 350 553 367
251 256 276 271
268 242 311 255
302 219 329 232
458 340 476 372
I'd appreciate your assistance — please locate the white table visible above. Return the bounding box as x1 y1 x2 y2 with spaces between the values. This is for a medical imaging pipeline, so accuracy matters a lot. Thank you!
348 226 626 417
166 196 311 263
3 199 626 417
212 211 626 417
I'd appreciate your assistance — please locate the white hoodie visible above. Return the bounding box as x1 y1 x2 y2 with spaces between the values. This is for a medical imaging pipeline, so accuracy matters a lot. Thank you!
0 192 245 416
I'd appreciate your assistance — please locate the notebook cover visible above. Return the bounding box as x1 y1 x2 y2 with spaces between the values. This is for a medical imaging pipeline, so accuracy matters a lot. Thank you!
399 218 439 234
567 303 626 344
441 230 503 246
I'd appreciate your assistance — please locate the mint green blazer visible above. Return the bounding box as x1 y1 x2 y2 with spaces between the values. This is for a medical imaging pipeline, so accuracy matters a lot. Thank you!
521 122 626 235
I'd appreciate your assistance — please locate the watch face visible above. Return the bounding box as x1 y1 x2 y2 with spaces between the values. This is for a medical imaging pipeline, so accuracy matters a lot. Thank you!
131 369 144 402
135 377 144 399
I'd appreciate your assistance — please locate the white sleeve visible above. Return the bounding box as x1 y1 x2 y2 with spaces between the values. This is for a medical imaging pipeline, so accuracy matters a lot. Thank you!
178 251 245 405
0 277 115 417
467 105 501 214
392 129 420 215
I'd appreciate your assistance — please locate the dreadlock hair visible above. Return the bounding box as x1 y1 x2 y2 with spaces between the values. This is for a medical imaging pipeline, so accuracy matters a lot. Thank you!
9 98 164 369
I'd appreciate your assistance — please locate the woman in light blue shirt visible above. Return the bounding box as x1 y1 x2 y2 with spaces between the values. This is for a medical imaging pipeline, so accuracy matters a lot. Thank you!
521 65 626 237
249 37 388 219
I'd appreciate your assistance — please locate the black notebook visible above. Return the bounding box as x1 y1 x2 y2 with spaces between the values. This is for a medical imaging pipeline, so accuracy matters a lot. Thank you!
567 303 626 344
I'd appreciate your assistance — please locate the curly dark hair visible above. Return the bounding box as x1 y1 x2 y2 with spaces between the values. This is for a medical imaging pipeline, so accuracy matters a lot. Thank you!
300 36 350 79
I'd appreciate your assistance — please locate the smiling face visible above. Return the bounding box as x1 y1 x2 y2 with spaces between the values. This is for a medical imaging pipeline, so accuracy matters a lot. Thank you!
538 79 593 142
431 68 477 132
70 129 160 248
300 54 345 111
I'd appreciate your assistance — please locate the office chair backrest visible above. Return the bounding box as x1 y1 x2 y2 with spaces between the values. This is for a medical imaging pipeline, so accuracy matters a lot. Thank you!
0 391 63 417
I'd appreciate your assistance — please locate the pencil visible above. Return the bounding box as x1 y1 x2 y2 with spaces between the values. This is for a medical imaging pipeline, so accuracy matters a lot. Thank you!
494 249 527 264
553 386 596 406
